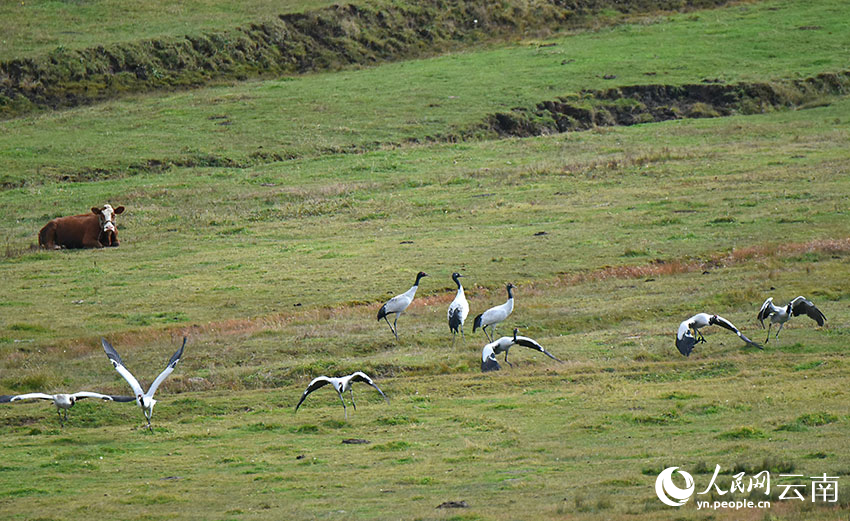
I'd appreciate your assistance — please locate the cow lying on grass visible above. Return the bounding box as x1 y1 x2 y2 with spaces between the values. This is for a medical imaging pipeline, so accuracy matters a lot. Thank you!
38 204 124 249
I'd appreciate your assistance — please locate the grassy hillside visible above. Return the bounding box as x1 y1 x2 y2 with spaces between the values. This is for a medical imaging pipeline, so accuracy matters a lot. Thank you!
1 0 847 188
0 0 734 118
0 0 849 519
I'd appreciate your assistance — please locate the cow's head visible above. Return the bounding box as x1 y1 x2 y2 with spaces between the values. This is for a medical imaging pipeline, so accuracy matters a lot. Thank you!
91 204 124 233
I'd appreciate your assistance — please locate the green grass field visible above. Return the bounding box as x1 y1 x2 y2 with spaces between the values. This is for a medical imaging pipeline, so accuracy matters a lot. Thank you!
1 0 849 519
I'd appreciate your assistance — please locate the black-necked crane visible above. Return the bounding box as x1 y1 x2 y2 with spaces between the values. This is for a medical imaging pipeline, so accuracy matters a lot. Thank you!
481 328 562 371
101 337 185 432
447 272 469 346
675 313 762 357
377 271 428 341
473 283 514 342
757 296 826 343
294 372 389 419
0 392 134 426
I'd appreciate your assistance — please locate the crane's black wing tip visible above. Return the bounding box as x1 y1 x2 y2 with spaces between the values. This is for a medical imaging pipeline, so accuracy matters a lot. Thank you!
374 385 390 404
676 336 695 357
546 351 565 363
803 306 827 326
167 339 186 367
481 358 501 372
101 337 123 364
472 314 483 332
295 378 334 411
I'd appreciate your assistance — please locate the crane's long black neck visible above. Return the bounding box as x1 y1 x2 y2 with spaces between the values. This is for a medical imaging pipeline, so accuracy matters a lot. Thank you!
506 285 514 299
414 272 427 286
453 274 462 288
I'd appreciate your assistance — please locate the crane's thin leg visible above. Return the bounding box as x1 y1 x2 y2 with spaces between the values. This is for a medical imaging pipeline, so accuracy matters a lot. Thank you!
349 388 357 410
384 316 397 340
144 408 153 432
392 316 400 341
504 351 514 368
57 408 64 427
765 323 772 344
336 390 348 419
460 326 465 342
775 323 784 339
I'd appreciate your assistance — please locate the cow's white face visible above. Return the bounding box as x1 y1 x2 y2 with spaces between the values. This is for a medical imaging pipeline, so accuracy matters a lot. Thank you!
91 204 124 232
99 204 116 232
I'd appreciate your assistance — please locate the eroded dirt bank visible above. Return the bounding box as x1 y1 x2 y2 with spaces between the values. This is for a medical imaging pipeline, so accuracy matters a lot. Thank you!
485 71 850 137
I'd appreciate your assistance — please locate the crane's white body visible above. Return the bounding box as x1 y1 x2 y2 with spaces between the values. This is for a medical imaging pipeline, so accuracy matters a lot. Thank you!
447 273 469 346
473 284 514 342
377 272 427 340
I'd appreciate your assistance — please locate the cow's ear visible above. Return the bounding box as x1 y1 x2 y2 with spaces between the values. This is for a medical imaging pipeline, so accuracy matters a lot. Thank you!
114 206 125 214
92 207 102 215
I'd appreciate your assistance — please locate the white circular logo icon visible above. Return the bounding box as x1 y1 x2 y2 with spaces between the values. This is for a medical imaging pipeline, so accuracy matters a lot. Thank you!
655 467 695 507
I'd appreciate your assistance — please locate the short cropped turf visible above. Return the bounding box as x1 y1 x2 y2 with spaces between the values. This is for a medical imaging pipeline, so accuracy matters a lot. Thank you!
0 0 848 519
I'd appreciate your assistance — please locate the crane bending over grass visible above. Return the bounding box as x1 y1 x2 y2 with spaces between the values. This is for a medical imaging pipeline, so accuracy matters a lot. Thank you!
676 313 761 357
481 328 562 370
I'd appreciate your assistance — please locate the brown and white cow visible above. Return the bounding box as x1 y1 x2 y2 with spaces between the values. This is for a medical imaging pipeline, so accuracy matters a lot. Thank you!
38 204 125 249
